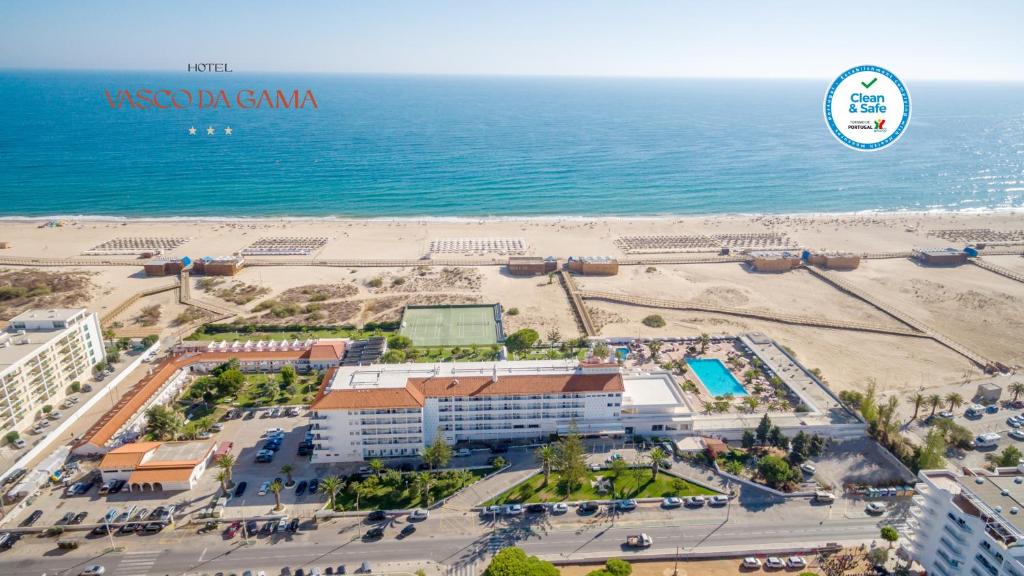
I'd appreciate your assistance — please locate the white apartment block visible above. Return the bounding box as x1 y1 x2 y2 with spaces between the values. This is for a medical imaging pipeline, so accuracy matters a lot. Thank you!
0 308 103 433
910 467 1024 576
309 359 695 463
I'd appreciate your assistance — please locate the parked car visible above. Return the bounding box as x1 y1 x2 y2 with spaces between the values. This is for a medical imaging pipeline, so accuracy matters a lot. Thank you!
258 481 271 496
225 521 241 538
710 495 730 506
246 520 259 535
265 428 284 436
308 478 320 494
1010 429 1024 441
525 503 546 515
364 526 385 540
455 448 472 457
503 504 523 516
408 509 429 521
72 511 88 524
741 557 761 569
578 501 599 514
987 404 1000 414
20 510 43 527
550 503 569 514
234 481 248 497
12 438 26 449
79 565 106 576
616 499 637 511
367 510 387 522
662 497 682 508
787 556 807 568
685 496 706 507
142 522 165 533
57 512 75 525
814 491 836 503
865 502 887 515
800 463 816 475
288 518 300 532
397 524 416 539
481 505 502 517
256 450 275 463
295 480 307 496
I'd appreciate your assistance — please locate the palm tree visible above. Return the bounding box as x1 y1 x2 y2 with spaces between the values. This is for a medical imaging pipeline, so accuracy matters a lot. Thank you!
216 454 236 486
910 392 925 421
369 458 385 477
648 339 662 362
698 333 710 354
270 480 284 511
349 480 362 510
412 472 433 506
647 447 668 480
1011 382 1024 403
700 400 714 416
280 464 294 486
945 392 964 412
546 328 561 346
535 444 556 486
215 469 229 493
319 475 343 510
927 394 943 417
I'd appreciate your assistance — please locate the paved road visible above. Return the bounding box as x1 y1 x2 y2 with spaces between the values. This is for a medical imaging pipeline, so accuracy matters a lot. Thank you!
0 497 902 576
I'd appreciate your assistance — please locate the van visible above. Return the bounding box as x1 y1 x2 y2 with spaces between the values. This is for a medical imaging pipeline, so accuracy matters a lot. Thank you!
814 491 836 503
977 432 1001 447
965 404 985 418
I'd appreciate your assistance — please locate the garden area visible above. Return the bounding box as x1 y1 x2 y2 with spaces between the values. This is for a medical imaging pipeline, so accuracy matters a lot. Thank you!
714 414 827 492
486 469 714 505
185 321 398 342
327 468 489 511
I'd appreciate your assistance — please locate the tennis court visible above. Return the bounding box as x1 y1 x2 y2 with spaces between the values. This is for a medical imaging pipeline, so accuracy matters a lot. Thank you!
400 304 504 347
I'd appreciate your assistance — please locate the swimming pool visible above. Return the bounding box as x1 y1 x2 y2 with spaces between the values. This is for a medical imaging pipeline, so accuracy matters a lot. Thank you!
687 358 748 397
616 347 630 360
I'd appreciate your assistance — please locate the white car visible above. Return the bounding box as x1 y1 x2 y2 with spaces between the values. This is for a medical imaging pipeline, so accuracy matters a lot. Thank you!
787 556 807 568
258 480 271 496
741 557 761 569
481 505 502 516
80 566 106 576
503 504 523 516
865 502 887 514
709 495 730 506
408 508 429 521
800 463 816 474
662 496 683 508
764 557 785 569
1010 429 1024 441
455 448 472 457
264 428 284 437
550 503 569 514
685 496 706 507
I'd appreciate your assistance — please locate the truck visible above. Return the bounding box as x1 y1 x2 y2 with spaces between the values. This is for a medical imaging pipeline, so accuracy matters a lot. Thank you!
625 533 652 548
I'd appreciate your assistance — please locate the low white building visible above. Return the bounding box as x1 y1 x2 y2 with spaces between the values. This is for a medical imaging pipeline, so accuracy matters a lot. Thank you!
909 467 1024 576
0 308 103 433
98 440 215 492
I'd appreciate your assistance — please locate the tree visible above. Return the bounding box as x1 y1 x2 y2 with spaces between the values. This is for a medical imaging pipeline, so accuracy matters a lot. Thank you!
545 328 561 346
387 334 413 350
880 526 899 548
604 559 632 576
755 414 772 445
69 381 81 393
281 464 295 486
926 394 943 417
698 333 710 354
1011 381 1024 403
106 347 120 364
741 430 756 449
945 392 964 412
910 392 925 421
381 349 406 363
214 368 245 398
482 547 559 576
757 455 800 489
269 480 284 511
412 472 433 506
280 365 297 389
993 445 1023 468
535 445 556 486
491 456 507 471
808 434 826 458
859 380 878 423
592 341 610 361
554 428 587 496
915 429 946 471
790 431 810 464
867 547 888 566
145 405 183 440
505 329 540 356
215 469 230 493
319 475 343 510
141 334 159 348
608 458 628 498
4 431 19 445
216 453 236 485
423 432 453 471
647 447 668 480
641 315 665 328
349 479 363 510
647 340 662 361
368 458 385 477
93 361 107 375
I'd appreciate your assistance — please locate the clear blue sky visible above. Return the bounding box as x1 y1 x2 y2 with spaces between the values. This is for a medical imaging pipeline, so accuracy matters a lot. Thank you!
1 0 1022 80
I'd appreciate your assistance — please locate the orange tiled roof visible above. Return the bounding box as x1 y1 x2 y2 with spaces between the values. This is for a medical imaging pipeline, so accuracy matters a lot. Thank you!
99 442 160 469
311 372 623 411
309 341 345 361
127 467 195 484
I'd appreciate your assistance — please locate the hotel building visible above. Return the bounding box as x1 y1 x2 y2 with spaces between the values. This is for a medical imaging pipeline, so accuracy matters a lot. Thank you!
309 359 695 463
0 308 103 433
909 467 1024 576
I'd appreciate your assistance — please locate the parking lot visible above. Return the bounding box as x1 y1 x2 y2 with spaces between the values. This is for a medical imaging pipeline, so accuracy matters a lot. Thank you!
805 437 915 491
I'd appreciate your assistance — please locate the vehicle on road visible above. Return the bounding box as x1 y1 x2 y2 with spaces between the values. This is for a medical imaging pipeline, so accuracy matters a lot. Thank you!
625 533 652 548
526 504 546 515
578 501 599 514
482 505 501 517
308 478 320 494
225 521 241 538
684 496 706 507
787 556 807 568
234 481 248 497
865 502 887 515
503 504 523 516
710 495 730 506
662 497 682 508
72 511 88 524
408 509 429 521
741 557 761 569
814 491 836 503
616 499 637 511
550 503 568 514
80 565 106 576
397 524 416 539
57 512 75 525
764 557 784 569
800 463 816 475
455 448 472 457
21 510 42 527
258 480 271 496
367 510 387 522
364 526 385 540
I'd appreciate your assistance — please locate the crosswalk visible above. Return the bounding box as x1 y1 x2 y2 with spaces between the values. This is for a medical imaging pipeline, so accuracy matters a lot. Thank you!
447 561 477 576
116 550 162 576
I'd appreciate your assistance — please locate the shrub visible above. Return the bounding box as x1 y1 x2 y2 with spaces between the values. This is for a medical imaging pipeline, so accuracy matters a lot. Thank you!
4 431 19 445
641 314 665 328
507 307 519 316
367 277 384 288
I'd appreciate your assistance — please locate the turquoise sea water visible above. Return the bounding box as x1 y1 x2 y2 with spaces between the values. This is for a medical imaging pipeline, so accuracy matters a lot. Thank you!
0 71 1022 218
687 358 748 398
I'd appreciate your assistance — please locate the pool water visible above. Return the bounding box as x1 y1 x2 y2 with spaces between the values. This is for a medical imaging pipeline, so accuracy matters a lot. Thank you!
616 347 630 360
687 358 748 397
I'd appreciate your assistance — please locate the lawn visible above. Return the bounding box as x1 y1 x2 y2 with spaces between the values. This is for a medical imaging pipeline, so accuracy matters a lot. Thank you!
485 470 716 505
233 373 320 408
333 468 489 511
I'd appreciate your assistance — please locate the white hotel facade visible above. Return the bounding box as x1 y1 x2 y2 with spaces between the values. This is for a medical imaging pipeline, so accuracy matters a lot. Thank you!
309 360 692 463
0 308 104 433
909 467 1024 576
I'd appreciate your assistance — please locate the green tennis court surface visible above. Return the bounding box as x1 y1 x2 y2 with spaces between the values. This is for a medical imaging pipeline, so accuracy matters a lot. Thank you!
400 305 502 347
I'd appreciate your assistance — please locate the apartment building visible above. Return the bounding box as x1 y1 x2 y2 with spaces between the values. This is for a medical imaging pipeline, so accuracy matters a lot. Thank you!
309 360 628 462
910 467 1024 576
0 308 103 433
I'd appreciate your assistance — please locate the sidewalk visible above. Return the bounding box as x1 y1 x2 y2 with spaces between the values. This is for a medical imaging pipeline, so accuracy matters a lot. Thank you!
443 463 540 512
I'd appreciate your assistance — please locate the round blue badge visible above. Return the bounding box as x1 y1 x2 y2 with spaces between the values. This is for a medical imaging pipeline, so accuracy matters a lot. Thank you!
824 65 911 151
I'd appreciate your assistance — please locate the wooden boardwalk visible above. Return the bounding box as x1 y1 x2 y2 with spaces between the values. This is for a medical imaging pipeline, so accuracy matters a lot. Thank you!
576 289 926 338
971 258 1024 285
100 281 180 327
805 267 992 367
558 270 597 337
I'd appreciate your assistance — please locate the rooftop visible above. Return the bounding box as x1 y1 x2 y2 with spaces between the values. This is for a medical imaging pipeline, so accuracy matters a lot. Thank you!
9 308 86 324
621 374 687 407
1 319 82 370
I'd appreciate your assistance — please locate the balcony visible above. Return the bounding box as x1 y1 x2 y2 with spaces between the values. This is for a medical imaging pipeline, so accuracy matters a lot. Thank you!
974 553 999 576
938 536 963 558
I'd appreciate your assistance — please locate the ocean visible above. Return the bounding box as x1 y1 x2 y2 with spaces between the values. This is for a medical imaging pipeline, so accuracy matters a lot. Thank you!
0 71 1021 218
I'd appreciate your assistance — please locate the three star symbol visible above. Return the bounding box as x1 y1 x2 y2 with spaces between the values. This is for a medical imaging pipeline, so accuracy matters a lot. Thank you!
188 126 233 136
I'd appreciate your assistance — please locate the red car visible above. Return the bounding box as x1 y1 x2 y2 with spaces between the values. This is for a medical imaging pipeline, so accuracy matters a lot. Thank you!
225 521 242 538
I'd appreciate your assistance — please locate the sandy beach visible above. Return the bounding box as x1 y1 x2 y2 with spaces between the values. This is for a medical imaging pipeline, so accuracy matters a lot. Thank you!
1 210 1022 398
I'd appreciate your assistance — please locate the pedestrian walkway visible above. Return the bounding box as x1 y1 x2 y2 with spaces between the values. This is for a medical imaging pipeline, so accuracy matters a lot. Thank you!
443 464 539 511
115 549 163 576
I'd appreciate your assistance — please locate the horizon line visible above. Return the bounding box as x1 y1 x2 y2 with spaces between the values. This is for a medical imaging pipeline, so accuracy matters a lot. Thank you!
1 66 1022 83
